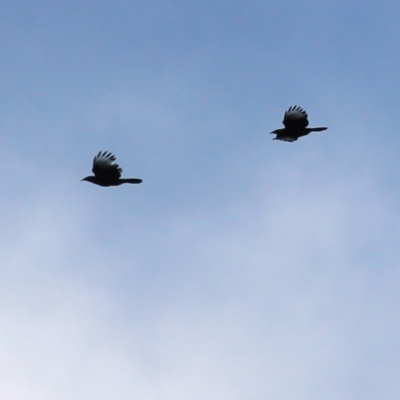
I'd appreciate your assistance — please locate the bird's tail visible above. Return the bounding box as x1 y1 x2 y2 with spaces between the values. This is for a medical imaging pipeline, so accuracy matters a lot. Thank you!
120 178 143 184
309 127 328 132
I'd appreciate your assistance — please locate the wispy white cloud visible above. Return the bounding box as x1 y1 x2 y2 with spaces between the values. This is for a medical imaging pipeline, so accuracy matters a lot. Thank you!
1 146 399 399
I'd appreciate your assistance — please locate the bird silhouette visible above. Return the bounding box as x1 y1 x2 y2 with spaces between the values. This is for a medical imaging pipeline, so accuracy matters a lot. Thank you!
271 106 327 142
82 151 142 186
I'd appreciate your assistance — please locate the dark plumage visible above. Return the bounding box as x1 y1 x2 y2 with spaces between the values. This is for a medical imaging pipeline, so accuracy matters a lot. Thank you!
82 151 142 187
270 106 327 142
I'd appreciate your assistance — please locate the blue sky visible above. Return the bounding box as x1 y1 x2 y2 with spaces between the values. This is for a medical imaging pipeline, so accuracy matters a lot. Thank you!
1 1 400 399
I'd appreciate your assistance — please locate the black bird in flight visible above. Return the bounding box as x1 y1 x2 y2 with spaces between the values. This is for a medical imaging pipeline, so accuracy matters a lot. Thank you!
82 151 142 186
271 106 327 142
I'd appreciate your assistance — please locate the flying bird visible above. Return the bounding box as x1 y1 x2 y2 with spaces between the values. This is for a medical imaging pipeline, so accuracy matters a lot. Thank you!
270 106 327 142
82 151 142 186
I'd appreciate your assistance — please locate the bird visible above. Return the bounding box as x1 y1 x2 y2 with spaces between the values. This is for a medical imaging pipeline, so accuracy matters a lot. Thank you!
270 105 327 142
82 151 142 187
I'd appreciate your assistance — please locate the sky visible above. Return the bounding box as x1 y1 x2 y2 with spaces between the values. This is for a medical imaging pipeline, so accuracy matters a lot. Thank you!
1 1 400 399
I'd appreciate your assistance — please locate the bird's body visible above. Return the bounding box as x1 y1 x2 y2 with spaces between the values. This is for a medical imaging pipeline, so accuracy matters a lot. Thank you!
82 151 142 186
271 106 327 142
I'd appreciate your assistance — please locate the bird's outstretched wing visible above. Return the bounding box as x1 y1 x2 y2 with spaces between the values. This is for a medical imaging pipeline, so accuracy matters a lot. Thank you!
283 105 309 129
92 151 122 180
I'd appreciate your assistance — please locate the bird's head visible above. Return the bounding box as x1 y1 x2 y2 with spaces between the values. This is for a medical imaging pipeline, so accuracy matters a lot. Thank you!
81 176 97 183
